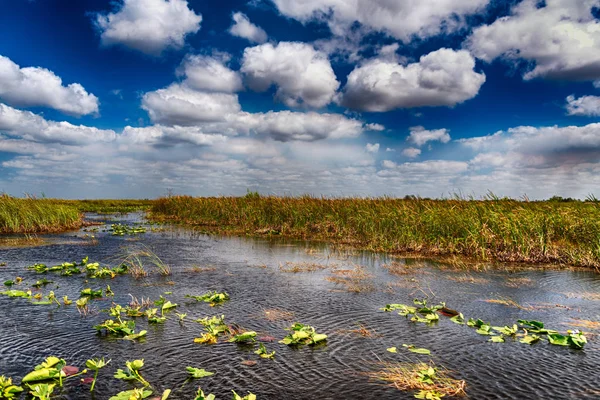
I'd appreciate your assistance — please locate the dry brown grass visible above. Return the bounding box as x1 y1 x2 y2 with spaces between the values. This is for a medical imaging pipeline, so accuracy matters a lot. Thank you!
366 361 466 397
504 277 534 287
326 265 375 293
562 292 600 301
446 274 490 284
337 323 381 338
279 261 331 273
188 265 217 273
564 318 600 331
0 235 46 248
382 261 419 276
483 296 533 310
260 308 295 322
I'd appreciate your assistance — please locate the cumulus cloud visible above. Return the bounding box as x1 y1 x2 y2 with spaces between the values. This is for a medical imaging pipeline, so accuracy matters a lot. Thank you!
271 0 489 42
241 42 340 108
379 159 469 177
0 103 114 145
229 12 268 44
238 111 363 142
460 123 600 169
141 84 241 125
401 147 421 158
365 123 385 131
466 0 600 81
338 48 485 111
407 126 451 147
121 125 227 147
365 143 379 153
95 0 202 55
0 55 98 116
565 95 600 117
177 55 243 93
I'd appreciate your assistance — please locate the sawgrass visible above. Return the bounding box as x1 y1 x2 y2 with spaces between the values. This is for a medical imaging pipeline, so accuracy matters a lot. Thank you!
150 194 600 269
0 195 82 234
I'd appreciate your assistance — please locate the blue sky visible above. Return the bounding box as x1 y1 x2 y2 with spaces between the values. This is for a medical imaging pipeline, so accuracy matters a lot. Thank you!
1 0 600 199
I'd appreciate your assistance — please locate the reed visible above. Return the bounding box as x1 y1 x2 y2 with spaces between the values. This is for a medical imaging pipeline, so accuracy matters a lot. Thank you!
150 194 600 269
0 195 82 234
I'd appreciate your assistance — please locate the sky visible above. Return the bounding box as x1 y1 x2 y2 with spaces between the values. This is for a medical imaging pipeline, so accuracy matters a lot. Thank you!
1 0 600 199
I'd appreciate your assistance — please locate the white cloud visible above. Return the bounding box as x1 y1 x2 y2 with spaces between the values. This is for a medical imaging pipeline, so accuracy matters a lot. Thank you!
0 103 115 145
365 123 385 131
178 55 243 93
338 48 485 111
466 0 600 81
229 12 268 44
365 143 379 153
239 111 363 142
401 147 421 158
385 147 395 152
271 0 489 42
95 0 202 55
241 42 340 108
407 126 451 147
141 84 241 125
379 159 469 176
460 123 600 169
121 125 227 147
0 55 98 116
565 95 600 117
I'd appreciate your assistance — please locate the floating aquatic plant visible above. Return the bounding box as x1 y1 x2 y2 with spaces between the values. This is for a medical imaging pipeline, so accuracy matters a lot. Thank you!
145 308 166 324
548 330 587 349
32 278 53 288
0 375 23 398
186 367 214 379
109 388 153 400
232 391 257 400
402 344 431 355
114 360 149 387
279 323 327 346
110 224 147 236
28 383 55 400
85 357 110 392
21 357 66 385
80 288 103 298
382 299 445 325
254 343 275 359
229 331 257 344
186 291 229 306
0 289 30 298
194 387 216 400
366 361 466 399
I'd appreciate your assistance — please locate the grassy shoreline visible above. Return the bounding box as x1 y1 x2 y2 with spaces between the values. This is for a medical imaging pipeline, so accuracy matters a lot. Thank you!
0 197 153 234
0 196 83 234
150 195 600 269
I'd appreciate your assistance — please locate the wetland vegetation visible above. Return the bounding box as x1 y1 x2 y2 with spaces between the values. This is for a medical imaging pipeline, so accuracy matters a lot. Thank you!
1 197 599 398
151 194 600 269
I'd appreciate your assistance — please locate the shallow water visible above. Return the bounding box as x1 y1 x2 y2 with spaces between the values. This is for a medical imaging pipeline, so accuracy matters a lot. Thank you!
0 213 599 399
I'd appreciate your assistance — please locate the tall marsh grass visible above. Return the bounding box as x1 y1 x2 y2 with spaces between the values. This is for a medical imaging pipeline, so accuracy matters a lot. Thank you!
0 195 82 234
151 194 600 269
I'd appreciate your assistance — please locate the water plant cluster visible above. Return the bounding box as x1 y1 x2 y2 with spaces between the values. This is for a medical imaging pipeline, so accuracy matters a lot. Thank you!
150 194 600 269
383 299 588 349
109 224 147 236
0 356 255 400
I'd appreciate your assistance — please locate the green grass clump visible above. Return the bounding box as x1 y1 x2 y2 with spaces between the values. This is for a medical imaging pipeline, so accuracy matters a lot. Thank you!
47 199 154 213
0 195 82 234
150 194 600 269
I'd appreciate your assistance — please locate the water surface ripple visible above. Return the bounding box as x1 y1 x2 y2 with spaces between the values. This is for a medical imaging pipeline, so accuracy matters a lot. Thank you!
0 213 599 399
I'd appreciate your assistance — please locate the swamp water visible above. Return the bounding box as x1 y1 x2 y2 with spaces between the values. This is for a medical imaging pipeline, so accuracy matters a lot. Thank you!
0 213 599 399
